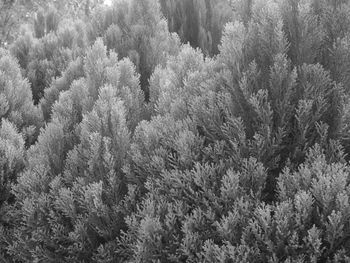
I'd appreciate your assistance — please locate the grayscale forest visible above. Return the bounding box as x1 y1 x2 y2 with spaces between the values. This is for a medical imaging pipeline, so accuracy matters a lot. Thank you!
1 0 350 262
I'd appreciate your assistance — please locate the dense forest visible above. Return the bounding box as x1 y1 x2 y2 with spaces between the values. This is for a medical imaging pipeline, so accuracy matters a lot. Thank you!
2 0 350 262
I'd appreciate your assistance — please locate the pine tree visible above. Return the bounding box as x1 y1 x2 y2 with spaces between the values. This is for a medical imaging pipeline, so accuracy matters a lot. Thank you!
0 119 25 260
87 0 180 100
159 0 233 55
149 44 214 119
40 57 85 121
0 48 42 143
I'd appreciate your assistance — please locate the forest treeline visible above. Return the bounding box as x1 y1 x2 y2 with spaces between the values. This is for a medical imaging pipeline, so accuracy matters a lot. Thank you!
1 0 350 262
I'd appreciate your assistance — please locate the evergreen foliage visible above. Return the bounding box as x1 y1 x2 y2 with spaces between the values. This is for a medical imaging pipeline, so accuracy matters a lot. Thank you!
159 0 233 55
0 49 42 142
3 0 350 262
87 0 180 99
